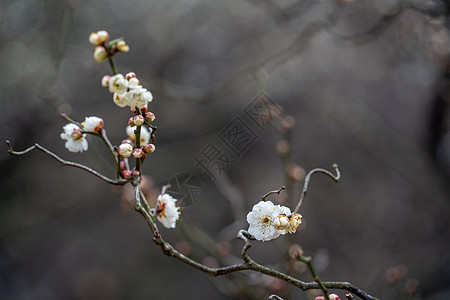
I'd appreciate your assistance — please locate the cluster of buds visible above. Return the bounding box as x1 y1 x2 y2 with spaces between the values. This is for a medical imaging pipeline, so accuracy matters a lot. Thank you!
102 72 153 110
89 30 129 63
246 200 302 241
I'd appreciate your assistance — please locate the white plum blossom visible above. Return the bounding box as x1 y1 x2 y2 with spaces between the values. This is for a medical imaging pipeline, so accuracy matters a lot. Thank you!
246 201 291 241
156 193 180 229
113 92 128 108
109 74 128 93
125 87 153 109
126 125 151 146
60 123 88 153
82 116 104 133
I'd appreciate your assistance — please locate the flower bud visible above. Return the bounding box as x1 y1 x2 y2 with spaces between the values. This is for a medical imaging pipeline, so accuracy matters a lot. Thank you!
273 215 290 230
329 294 340 300
140 105 148 114
132 170 140 177
126 72 136 80
89 32 99 45
118 143 133 158
120 161 126 171
101 75 111 88
143 143 155 153
128 116 135 127
128 77 141 89
121 170 132 179
134 115 144 126
96 30 109 43
93 46 107 63
132 148 145 159
145 112 155 122
121 139 133 145
116 40 130 53
71 128 84 140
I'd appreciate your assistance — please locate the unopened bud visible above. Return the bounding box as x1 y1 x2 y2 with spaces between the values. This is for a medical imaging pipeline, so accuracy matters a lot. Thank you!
126 72 136 80
121 139 133 145
143 143 155 153
128 117 135 127
134 115 144 126
145 112 155 122
89 32 99 45
71 128 83 140
132 170 140 177
120 161 126 171
140 105 148 114
121 170 132 179
96 30 109 43
118 143 133 158
101 75 111 88
329 294 340 300
132 148 145 158
116 40 130 53
93 46 107 63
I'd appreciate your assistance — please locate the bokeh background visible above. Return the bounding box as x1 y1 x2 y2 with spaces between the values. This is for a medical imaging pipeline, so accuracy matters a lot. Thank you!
1 0 450 299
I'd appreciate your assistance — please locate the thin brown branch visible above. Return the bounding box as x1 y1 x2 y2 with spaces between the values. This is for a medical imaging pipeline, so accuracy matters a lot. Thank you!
293 164 340 213
261 186 286 201
132 189 377 300
6 140 128 186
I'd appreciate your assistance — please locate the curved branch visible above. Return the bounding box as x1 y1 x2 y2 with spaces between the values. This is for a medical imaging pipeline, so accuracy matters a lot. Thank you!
6 140 128 186
293 164 340 213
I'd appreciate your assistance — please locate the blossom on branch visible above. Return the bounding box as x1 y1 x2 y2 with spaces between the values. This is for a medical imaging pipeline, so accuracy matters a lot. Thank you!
60 123 88 153
156 193 180 229
82 116 104 133
247 201 290 241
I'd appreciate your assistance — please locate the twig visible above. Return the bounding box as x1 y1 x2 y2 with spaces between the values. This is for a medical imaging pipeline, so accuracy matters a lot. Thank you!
261 186 286 201
297 254 329 300
293 164 340 214
6 141 128 186
132 196 378 300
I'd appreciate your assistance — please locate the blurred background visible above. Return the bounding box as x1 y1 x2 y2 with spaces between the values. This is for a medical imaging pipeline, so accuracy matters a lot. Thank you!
1 0 450 299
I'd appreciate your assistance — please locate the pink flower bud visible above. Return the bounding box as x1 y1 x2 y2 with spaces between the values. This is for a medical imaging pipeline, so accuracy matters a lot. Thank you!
140 105 148 114
128 117 135 126
126 72 136 80
101 75 111 88
121 170 132 179
120 161 126 171
329 294 340 300
143 144 155 153
116 40 130 53
132 170 140 177
145 112 155 122
134 115 144 126
71 128 84 140
121 139 133 145
93 46 107 63
132 148 145 159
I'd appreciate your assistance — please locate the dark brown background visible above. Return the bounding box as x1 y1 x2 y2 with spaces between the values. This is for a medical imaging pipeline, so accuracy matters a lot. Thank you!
1 0 450 299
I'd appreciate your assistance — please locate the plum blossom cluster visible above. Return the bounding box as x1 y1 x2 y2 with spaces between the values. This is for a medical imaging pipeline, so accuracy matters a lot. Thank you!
89 30 129 63
102 72 153 110
246 200 302 241
58 30 179 230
